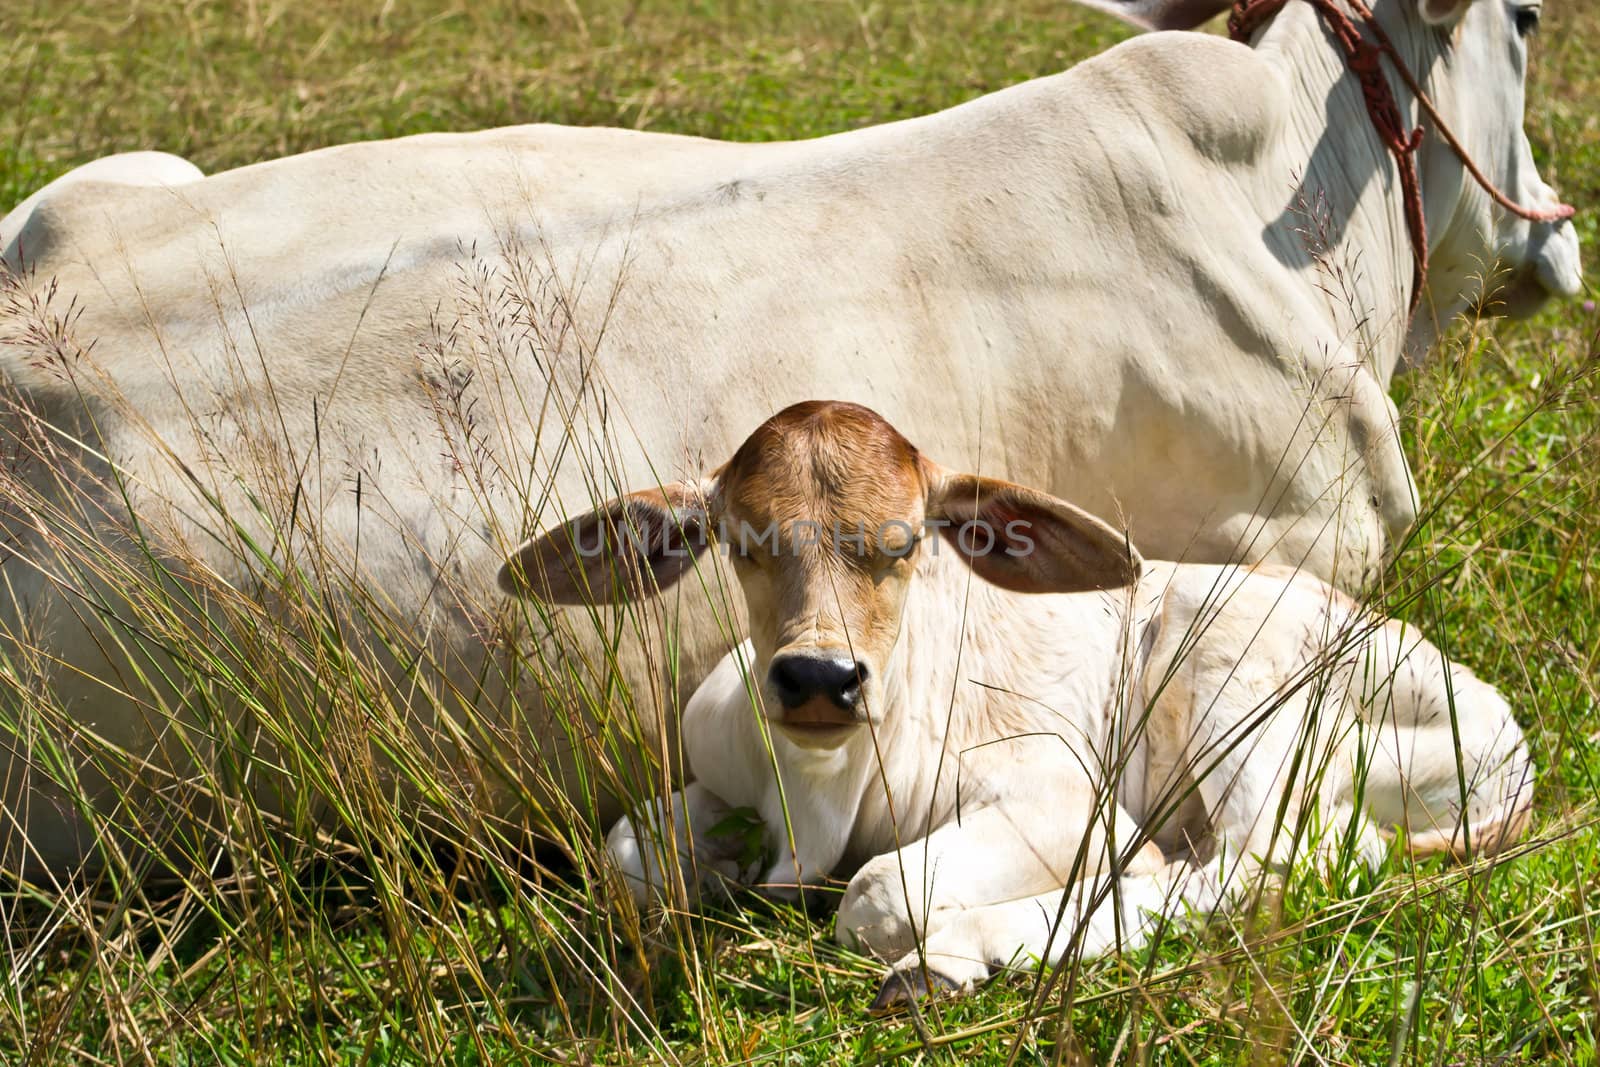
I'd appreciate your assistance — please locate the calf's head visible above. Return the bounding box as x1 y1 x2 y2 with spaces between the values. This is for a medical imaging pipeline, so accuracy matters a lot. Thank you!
500 401 1140 746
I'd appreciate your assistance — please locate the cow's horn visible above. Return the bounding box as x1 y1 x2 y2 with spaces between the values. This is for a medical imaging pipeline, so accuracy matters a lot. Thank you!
1072 0 1234 30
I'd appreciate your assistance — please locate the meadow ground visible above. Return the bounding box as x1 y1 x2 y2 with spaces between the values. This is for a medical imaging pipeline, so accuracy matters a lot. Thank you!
1 1 1597 1063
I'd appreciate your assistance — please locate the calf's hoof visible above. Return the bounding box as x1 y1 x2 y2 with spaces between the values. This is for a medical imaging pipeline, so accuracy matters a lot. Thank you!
869 965 962 1015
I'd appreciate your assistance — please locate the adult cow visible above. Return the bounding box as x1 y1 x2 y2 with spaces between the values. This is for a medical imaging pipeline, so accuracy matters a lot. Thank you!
0 0 1581 878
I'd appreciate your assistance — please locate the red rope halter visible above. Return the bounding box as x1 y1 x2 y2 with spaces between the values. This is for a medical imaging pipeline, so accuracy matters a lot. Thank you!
1228 0 1577 316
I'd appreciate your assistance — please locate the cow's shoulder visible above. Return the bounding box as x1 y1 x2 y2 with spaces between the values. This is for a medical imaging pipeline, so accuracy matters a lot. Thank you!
1080 31 1288 166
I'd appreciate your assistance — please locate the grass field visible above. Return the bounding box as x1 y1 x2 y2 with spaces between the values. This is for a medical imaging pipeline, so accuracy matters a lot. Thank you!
1 1 1598 1063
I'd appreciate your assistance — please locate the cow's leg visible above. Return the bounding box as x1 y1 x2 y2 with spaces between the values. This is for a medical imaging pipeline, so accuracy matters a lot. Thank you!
1166 625 1383 887
868 857 1226 1010
1351 620 1534 859
604 782 752 910
1179 612 1533 881
1184 693 1388 892
2 151 203 268
751 775 864 904
837 795 1159 960
838 795 1174 1000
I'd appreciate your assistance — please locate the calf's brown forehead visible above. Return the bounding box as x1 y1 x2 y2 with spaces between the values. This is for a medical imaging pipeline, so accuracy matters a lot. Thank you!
720 402 929 547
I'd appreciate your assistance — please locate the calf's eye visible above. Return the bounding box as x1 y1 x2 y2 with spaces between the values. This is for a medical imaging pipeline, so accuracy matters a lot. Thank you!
1514 6 1540 37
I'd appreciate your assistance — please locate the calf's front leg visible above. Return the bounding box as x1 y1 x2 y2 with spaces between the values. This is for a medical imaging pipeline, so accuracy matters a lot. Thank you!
750 766 863 904
605 782 752 910
836 794 1173 1006
868 857 1225 1011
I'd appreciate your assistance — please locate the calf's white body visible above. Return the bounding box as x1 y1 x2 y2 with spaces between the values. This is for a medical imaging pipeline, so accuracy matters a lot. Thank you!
575 404 1531 1000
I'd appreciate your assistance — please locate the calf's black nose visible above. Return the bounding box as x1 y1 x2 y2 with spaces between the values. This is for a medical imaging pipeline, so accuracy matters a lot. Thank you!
768 653 867 711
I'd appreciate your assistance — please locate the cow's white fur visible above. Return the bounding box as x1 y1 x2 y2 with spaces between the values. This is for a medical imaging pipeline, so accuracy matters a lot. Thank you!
610 553 1532 995
0 1 1578 876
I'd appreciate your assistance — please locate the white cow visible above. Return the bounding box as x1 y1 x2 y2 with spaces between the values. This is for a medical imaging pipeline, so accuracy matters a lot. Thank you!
0 0 1579 877
506 401 1533 1007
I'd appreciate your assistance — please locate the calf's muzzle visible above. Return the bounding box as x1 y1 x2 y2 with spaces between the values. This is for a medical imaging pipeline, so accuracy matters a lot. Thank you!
768 652 868 727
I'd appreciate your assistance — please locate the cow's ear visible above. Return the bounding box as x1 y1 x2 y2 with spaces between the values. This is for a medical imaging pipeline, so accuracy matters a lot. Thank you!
500 482 715 605
1417 0 1472 25
1071 0 1233 31
928 472 1142 595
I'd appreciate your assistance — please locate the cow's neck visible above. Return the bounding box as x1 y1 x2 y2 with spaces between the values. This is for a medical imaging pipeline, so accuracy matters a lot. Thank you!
1253 1 1467 380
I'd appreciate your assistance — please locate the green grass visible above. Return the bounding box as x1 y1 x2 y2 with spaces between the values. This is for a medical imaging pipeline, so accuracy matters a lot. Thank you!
1 1 1598 1063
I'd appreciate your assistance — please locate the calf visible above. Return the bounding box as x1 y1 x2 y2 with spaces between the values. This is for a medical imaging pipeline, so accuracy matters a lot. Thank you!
500 401 1533 1007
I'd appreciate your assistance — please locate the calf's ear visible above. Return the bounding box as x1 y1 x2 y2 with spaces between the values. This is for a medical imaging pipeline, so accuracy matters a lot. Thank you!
499 482 715 605
1071 0 1233 30
929 473 1142 595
